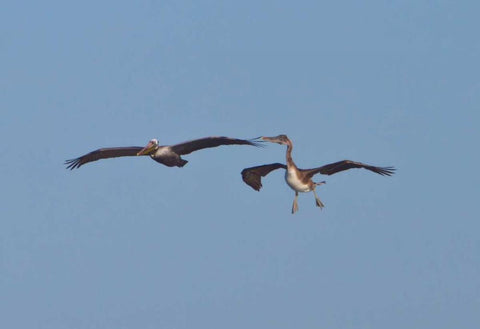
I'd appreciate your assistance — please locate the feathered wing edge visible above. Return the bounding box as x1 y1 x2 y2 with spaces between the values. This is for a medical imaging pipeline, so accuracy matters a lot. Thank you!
304 160 396 179
170 136 264 155
241 163 287 191
65 146 144 170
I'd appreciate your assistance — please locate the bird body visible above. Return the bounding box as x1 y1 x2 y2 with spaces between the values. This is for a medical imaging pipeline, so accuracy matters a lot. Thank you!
242 134 394 214
148 145 188 167
285 168 312 192
65 136 260 170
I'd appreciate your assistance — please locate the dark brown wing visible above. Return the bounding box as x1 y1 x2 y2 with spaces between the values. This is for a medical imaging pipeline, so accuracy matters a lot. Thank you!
303 160 395 179
170 136 261 155
65 146 144 170
241 163 287 191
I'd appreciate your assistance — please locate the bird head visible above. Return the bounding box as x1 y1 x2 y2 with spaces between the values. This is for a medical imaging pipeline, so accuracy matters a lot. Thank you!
137 138 159 155
260 134 290 145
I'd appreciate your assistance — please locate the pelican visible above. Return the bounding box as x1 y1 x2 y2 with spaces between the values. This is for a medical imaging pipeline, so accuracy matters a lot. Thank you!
241 135 395 214
65 136 261 169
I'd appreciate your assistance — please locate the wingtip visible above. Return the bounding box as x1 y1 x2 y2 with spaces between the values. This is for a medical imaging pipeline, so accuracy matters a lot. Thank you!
253 181 263 191
248 137 267 148
250 183 262 191
380 166 396 176
64 158 81 170
252 141 266 148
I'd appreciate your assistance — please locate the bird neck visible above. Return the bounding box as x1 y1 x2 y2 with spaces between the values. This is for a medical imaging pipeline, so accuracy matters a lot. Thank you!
285 140 297 169
149 146 160 157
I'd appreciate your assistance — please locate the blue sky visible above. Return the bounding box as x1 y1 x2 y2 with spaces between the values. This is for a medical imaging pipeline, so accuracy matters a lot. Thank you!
2 1 479 328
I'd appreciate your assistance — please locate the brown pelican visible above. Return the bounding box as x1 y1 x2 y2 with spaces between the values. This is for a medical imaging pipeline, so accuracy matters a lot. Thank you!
65 136 261 169
241 135 395 214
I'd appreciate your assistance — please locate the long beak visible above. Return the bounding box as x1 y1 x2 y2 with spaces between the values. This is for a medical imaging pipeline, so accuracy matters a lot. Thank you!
137 142 156 156
260 136 275 142
251 136 266 142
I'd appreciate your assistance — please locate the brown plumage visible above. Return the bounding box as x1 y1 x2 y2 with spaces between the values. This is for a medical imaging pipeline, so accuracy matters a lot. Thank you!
243 135 395 213
241 163 287 191
242 160 394 191
66 136 261 170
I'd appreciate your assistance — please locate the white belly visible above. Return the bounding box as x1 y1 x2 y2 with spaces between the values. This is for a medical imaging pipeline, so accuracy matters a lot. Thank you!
152 147 172 157
285 169 311 192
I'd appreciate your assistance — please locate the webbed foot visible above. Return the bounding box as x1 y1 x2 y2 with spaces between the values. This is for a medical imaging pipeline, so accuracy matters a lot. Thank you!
292 200 299 214
315 197 325 209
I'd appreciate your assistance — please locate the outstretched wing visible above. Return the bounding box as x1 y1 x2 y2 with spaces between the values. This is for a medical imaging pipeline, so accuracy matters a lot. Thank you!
65 146 144 170
304 160 395 179
241 163 287 191
170 136 261 155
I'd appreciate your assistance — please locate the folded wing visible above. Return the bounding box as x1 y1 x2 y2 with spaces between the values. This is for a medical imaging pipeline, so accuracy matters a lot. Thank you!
241 163 287 191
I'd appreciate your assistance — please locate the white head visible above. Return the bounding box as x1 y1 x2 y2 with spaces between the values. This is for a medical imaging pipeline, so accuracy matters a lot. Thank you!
137 138 159 156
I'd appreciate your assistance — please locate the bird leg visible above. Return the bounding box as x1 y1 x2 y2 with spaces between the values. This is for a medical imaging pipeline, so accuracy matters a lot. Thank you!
313 189 325 209
292 192 299 214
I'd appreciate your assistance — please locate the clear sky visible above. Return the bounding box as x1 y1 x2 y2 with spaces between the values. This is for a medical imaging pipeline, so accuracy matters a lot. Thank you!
2 1 479 328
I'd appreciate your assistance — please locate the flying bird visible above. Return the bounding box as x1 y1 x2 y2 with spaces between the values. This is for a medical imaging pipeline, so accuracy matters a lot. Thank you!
241 135 395 214
65 136 261 169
